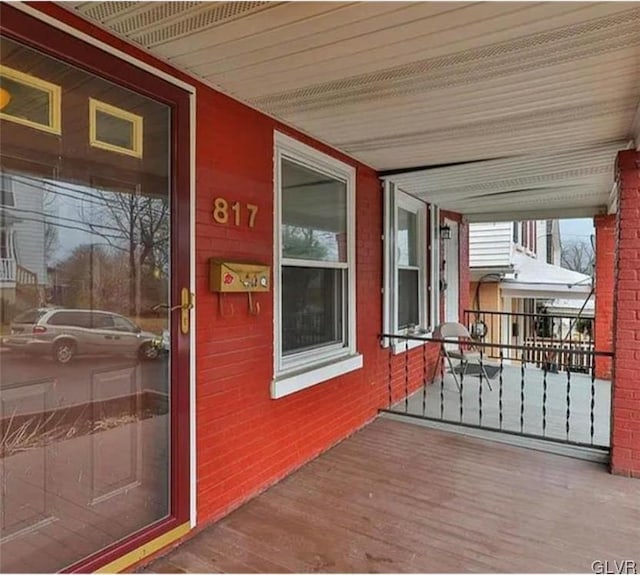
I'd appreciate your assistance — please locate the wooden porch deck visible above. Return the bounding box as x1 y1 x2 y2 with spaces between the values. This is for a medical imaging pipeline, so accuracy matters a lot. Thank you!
144 419 639 573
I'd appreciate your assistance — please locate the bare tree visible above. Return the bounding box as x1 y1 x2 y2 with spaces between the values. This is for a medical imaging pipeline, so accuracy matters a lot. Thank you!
55 244 131 313
43 191 59 262
561 238 594 275
80 187 169 315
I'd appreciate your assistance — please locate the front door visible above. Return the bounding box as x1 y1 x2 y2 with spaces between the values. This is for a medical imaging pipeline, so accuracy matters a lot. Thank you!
0 10 191 572
443 219 459 323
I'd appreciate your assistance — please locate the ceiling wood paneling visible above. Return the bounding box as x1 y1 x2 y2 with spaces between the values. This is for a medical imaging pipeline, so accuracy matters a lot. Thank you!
62 1 640 220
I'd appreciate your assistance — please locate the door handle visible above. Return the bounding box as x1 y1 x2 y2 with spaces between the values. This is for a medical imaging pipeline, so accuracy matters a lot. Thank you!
180 287 193 335
151 289 194 335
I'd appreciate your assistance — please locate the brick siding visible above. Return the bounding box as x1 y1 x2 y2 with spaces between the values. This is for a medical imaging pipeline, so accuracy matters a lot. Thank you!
611 150 640 478
594 214 615 379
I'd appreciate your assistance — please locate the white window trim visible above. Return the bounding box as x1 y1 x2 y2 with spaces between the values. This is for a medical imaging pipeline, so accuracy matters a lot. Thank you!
383 181 440 354
272 131 360 398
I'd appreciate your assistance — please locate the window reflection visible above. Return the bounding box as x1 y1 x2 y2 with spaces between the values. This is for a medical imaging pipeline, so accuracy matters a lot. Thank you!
281 159 347 262
0 36 171 573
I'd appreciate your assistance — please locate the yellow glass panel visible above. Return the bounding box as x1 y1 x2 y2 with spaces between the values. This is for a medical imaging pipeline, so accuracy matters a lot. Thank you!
0 65 61 134
89 98 143 158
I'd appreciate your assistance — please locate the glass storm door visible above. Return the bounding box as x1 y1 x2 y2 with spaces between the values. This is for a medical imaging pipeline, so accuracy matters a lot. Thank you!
0 17 190 573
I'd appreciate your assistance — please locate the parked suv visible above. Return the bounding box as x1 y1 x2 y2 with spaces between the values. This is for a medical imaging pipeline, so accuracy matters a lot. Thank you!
4 308 163 364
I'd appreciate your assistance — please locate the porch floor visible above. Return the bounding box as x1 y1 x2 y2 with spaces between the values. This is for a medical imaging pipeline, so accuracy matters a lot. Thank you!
389 362 611 448
143 418 638 573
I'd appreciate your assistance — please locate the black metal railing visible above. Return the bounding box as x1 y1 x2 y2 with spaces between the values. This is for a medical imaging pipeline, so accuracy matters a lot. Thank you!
463 309 594 373
380 332 613 451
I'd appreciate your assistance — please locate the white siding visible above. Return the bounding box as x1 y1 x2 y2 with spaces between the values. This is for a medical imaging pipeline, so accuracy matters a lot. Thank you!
9 175 47 284
469 222 513 268
536 221 548 262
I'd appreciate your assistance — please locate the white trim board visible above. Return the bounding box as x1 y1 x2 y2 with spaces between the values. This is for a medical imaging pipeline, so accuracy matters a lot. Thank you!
272 131 359 399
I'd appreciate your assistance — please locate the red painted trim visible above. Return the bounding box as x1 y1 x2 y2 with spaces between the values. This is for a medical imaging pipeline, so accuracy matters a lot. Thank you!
0 5 192 572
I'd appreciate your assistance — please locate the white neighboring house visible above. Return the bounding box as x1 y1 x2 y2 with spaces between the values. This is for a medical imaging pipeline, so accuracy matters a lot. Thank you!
469 220 592 352
0 171 47 308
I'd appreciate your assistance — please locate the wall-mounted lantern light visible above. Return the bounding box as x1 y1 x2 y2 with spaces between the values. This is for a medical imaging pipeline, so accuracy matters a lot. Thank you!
439 224 452 240
0 87 11 110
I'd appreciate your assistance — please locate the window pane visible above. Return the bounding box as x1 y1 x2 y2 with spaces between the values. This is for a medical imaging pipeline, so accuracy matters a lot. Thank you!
398 269 419 329
398 208 417 266
281 159 347 262
282 266 344 354
0 75 51 127
95 109 135 150
93 313 115 329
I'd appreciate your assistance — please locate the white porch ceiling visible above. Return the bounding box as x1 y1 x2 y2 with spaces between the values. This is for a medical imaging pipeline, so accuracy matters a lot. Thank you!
63 1 640 221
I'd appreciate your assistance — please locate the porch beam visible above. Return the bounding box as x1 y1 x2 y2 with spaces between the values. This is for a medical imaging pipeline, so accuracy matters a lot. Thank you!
466 206 606 223
378 157 506 177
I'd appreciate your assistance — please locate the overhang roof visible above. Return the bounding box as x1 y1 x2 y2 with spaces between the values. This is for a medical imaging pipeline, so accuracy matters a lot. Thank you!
62 2 640 220
545 298 595 317
501 251 592 298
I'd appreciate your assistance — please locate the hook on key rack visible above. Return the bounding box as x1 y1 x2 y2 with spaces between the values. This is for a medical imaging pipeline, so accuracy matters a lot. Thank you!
248 292 260 316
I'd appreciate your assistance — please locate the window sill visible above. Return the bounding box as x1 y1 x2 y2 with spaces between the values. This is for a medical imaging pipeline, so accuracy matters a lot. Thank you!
271 353 363 399
390 332 434 355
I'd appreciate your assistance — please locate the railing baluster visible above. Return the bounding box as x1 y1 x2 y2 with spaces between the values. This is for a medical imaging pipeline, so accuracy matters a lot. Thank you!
387 338 393 409
459 357 464 423
590 351 596 445
440 350 445 420
404 338 409 413
498 311 503 361
542 358 548 437
566 361 571 441
422 342 427 417
520 348 526 434
478 348 484 426
499 349 504 430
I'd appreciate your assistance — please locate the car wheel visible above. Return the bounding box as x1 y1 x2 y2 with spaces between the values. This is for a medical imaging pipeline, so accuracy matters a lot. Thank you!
139 342 160 361
53 340 75 364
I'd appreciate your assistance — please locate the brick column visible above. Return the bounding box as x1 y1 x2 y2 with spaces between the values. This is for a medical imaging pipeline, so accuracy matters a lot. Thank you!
594 214 615 379
611 149 640 478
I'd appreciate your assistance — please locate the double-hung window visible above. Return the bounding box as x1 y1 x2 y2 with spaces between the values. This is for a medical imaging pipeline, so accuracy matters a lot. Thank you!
383 181 439 352
273 132 361 398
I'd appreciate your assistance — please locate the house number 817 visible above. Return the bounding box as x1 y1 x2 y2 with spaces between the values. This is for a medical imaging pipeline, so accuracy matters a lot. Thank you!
213 198 258 228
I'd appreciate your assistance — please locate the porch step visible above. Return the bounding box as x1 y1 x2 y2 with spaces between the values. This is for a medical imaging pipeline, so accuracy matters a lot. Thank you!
380 411 610 464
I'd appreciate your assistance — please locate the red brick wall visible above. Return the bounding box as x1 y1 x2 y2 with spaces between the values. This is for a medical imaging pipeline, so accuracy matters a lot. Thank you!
611 149 640 478
27 0 463 529
195 93 389 522
594 214 615 379
194 96 448 520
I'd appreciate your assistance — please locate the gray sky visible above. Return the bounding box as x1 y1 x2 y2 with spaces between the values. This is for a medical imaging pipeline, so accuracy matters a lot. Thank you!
559 218 594 244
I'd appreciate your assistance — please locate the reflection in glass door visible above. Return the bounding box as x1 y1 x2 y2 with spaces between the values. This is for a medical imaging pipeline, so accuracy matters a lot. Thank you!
0 35 177 572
